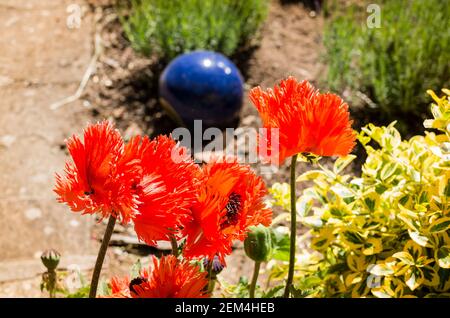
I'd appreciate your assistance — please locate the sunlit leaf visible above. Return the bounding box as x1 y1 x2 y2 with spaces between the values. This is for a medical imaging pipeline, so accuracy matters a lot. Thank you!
405 268 424 291
334 155 357 174
270 227 290 262
296 170 329 182
393 252 414 265
429 217 450 233
435 245 450 269
408 230 430 247
367 263 394 276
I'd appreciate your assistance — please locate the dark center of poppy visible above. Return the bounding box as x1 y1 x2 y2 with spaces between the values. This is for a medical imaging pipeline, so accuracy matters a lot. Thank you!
222 192 242 227
84 189 94 196
129 276 147 294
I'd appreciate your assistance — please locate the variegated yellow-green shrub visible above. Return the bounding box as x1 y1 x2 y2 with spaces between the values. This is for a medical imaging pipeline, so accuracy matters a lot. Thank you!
269 89 450 298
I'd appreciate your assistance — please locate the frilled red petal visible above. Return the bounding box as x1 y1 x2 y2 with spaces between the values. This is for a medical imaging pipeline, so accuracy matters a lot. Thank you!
129 256 208 298
183 158 272 263
54 121 140 223
249 76 356 164
131 135 200 244
107 276 131 298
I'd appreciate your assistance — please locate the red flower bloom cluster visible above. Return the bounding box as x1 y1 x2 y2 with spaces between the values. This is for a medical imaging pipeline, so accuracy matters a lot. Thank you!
249 76 356 164
108 255 208 298
55 122 271 258
55 76 355 299
183 158 272 263
54 121 199 238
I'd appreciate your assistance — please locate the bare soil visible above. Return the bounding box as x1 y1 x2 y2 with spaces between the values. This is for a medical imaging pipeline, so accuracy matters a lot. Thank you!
0 0 97 297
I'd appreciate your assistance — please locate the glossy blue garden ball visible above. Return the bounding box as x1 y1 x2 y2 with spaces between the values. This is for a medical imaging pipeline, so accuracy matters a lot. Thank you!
159 50 244 128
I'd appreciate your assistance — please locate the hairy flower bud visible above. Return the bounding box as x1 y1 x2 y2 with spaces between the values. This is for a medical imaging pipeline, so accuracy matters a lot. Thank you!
203 255 224 276
244 225 273 262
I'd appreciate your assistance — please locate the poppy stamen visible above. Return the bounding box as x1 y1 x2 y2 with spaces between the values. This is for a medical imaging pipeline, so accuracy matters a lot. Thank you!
84 189 94 196
222 192 242 227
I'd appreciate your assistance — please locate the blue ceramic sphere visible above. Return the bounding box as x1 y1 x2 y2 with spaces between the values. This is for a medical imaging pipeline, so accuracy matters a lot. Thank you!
159 50 244 128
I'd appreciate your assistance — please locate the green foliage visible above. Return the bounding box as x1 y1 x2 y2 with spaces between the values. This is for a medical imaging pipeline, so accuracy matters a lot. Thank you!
261 285 284 298
221 225 290 297
324 0 450 119
120 0 269 62
270 226 291 262
64 271 91 298
220 276 250 298
65 286 90 298
269 89 450 297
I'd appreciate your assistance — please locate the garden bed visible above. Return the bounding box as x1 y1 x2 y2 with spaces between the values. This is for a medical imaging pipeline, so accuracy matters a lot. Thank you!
83 0 328 289
84 1 328 182
4 0 447 299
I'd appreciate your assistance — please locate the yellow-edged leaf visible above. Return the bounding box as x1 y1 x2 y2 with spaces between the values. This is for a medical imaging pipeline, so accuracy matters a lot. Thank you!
429 217 450 233
367 263 394 276
405 268 424 291
408 230 431 247
347 253 367 272
345 272 363 286
334 155 357 174
403 240 423 261
362 238 383 255
393 251 414 265
435 245 450 268
422 266 440 286
296 170 329 182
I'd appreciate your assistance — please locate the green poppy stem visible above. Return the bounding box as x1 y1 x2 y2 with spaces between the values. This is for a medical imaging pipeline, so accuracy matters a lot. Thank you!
207 278 216 295
89 215 116 298
206 261 216 295
48 270 57 298
170 236 179 257
284 154 298 298
249 261 261 298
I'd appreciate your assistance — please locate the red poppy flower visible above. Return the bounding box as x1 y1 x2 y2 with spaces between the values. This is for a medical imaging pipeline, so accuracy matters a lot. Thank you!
108 276 131 298
106 256 209 298
249 76 356 164
126 135 200 245
183 158 272 263
54 121 140 224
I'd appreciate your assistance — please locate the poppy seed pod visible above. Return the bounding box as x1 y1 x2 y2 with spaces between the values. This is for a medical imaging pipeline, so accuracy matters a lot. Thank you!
41 249 61 271
244 225 273 262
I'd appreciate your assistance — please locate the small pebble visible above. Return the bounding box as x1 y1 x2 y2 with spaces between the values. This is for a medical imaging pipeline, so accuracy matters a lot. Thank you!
103 79 113 87
25 207 42 220
0 76 14 87
44 226 55 235
0 135 16 148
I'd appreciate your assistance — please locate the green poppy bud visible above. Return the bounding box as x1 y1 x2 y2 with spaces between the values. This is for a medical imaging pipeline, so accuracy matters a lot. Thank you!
41 249 60 271
244 225 273 262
